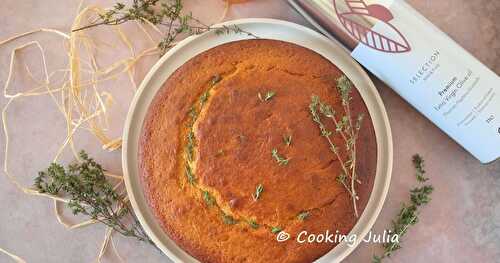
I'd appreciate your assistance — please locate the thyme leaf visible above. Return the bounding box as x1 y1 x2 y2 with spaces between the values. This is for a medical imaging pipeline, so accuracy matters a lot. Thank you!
258 91 276 102
202 191 214 206
188 106 198 122
337 75 353 104
410 185 434 206
199 90 210 107
185 165 195 184
297 211 310 221
252 184 264 201
186 129 195 161
210 74 222 86
248 219 260 229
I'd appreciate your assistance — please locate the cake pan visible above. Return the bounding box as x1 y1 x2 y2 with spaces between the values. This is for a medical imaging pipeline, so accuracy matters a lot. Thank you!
122 18 393 263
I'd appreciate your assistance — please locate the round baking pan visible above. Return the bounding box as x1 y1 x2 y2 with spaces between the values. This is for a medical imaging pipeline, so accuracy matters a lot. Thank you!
122 18 392 263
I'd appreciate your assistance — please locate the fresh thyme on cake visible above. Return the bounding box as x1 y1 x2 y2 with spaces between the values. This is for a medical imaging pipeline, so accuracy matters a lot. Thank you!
139 39 377 263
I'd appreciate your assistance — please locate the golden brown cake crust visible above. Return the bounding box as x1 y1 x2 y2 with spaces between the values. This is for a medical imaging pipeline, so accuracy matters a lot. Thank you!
139 39 377 263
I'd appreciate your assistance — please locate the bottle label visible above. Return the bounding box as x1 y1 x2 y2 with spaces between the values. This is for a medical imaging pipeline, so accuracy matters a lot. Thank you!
335 0 500 163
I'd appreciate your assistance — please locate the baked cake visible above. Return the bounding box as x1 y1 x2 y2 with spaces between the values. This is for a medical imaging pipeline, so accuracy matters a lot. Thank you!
139 39 377 263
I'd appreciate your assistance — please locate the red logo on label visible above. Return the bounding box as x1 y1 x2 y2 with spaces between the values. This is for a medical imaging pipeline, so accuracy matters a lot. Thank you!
333 0 411 53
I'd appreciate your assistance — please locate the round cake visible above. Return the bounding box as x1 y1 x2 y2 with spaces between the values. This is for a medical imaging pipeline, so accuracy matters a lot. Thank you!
139 39 377 263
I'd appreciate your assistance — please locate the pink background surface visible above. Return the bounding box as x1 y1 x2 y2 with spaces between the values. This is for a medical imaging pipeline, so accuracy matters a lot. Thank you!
0 0 499 262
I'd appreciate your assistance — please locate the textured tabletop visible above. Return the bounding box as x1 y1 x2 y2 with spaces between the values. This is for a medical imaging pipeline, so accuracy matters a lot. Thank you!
0 0 498 262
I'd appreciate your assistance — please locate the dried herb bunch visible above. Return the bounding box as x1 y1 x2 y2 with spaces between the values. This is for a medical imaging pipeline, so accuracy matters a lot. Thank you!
73 0 257 54
309 75 364 217
34 151 152 244
372 154 434 262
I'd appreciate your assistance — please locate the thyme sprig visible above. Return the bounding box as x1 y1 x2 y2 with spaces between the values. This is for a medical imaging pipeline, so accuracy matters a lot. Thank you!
34 151 152 244
258 91 276 102
72 0 258 54
372 154 434 263
271 148 290 166
309 75 364 217
186 129 195 161
248 219 260 229
202 191 215 206
271 226 282 234
283 134 292 146
185 164 195 184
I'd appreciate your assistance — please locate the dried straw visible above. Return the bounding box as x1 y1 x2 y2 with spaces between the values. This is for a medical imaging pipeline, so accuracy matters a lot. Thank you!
0 1 235 261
